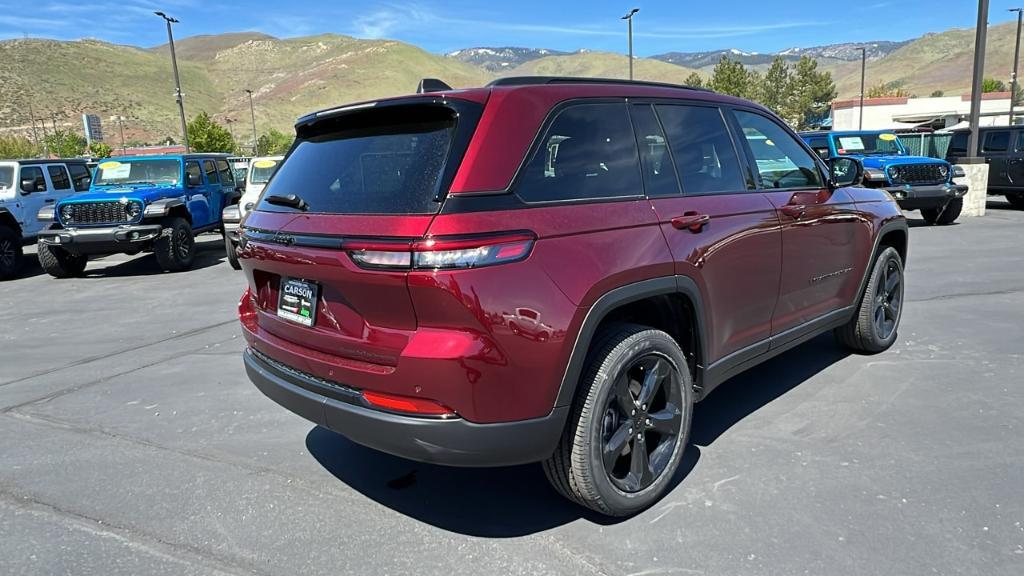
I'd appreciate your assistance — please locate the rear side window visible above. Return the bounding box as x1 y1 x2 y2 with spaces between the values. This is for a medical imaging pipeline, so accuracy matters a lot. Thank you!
947 132 969 157
734 111 824 190
260 106 459 214
216 159 234 185
47 165 71 190
1017 131 1024 153
203 160 219 184
20 166 46 193
630 104 681 198
516 102 642 203
807 137 830 159
67 164 91 191
656 104 746 195
983 131 1010 153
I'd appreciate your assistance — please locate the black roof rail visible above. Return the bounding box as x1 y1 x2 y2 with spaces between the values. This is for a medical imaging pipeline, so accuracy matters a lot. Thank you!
485 76 714 92
417 78 454 93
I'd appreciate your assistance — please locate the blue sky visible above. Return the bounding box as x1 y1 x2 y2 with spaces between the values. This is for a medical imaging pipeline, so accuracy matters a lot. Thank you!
0 0 1019 55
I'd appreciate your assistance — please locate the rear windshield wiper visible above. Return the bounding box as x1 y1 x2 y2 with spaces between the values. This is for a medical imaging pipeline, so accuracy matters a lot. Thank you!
266 194 309 211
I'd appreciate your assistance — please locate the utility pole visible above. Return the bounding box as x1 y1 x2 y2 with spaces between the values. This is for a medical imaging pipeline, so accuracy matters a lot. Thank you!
1010 8 1023 126
225 117 235 144
114 116 127 156
245 89 258 156
26 100 39 151
622 9 639 81
155 11 190 152
967 0 990 160
859 47 867 130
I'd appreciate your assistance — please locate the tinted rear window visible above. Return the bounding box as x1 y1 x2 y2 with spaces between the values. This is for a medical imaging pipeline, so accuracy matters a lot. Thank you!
258 106 460 215
983 131 1010 153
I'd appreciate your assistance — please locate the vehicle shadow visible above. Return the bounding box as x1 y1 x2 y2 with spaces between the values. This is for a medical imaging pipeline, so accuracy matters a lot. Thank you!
306 333 849 537
80 236 227 278
986 198 1016 211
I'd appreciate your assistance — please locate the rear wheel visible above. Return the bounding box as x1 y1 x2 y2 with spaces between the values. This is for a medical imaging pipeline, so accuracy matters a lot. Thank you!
835 246 904 353
38 243 87 278
921 198 962 225
0 226 24 280
154 217 195 272
224 236 241 270
543 324 693 516
1007 194 1024 210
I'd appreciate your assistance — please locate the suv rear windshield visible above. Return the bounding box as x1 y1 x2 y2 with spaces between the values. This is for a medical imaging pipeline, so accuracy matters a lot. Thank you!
94 159 181 186
258 104 468 215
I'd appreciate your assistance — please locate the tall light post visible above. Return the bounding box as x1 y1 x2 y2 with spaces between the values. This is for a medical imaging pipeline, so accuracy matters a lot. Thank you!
967 0 990 160
1010 8 1023 126
111 115 127 156
155 11 190 153
622 8 639 81
245 89 258 156
859 47 867 130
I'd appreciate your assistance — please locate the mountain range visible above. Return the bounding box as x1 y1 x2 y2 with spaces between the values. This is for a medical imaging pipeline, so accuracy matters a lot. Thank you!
0 22 1017 145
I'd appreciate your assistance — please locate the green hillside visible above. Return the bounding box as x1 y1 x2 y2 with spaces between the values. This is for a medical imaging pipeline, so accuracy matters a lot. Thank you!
503 51 704 83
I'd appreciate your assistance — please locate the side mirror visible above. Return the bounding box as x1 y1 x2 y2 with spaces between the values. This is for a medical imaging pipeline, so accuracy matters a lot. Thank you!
222 204 241 224
21 178 39 193
187 172 202 187
828 157 864 188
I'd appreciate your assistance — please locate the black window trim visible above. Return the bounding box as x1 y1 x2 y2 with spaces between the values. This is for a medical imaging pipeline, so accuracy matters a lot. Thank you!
626 102 683 199
725 105 829 192
509 98 647 206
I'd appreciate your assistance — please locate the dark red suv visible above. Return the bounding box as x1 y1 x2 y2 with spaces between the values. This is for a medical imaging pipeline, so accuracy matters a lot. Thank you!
237 77 908 516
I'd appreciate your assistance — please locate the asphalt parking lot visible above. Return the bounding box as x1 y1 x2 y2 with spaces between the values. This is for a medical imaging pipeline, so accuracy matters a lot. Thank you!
1 201 1022 576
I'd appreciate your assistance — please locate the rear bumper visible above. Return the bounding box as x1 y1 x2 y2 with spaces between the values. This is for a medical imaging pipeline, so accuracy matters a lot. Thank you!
37 224 163 254
244 348 568 467
885 183 968 210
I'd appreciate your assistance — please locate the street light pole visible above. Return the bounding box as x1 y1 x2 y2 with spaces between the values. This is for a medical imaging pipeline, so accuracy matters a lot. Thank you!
967 0 990 160
116 116 126 156
155 11 190 153
621 8 639 81
245 89 258 156
1010 8 1023 126
859 47 867 130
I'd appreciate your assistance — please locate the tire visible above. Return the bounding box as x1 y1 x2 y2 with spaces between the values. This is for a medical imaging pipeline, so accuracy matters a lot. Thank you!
154 217 195 272
225 236 241 270
835 246 904 354
1007 195 1024 210
0 225 24 281
543 324 694 517
38 243 87 278
920 198 962 225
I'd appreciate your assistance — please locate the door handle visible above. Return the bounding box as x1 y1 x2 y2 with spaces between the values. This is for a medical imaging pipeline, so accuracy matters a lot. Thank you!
671 212 711 232
781 205 806 219
45 199 55 203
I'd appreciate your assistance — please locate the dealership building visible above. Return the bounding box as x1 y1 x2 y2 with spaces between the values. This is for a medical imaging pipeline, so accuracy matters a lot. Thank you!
830 92 1014 131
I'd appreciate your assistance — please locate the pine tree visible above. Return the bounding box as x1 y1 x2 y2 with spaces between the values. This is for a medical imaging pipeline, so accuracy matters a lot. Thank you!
710 56 754 99
786 57 837 130
683 72 704 89
759 57 792 117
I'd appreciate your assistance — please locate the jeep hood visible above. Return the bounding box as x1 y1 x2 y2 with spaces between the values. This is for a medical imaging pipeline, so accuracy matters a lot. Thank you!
62 185 185 204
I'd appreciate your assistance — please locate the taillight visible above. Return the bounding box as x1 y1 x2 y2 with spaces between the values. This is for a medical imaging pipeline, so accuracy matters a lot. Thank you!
362 390 456 417
345 232 535 271
239 288 258 330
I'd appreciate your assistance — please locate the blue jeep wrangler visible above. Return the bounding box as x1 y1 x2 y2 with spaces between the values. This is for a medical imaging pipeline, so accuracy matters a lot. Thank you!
801 130 967 225
36 154 240 277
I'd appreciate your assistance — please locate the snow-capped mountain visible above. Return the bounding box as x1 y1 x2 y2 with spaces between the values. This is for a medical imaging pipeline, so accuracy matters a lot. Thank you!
446 47 569 71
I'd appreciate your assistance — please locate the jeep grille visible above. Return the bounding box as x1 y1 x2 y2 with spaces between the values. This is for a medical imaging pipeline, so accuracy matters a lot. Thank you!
888 164 948 185
61 202 131 226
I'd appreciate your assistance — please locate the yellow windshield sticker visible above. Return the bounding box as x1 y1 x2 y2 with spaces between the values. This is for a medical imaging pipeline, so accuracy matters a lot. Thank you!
98 161 122 169
764 139 775 146
879 133 897 141
252 160 278 168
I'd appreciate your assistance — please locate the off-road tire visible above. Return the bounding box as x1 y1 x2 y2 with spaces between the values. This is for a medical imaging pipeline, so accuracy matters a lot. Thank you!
543 324 694 516
835 246 904 353
224 236 241 270
921 198 962 225
154 217 195 272
38 243 87 278
0 225 24 280
1007 194 1024 210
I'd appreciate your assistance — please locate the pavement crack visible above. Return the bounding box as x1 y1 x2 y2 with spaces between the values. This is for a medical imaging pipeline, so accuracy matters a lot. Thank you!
907 287 1024 303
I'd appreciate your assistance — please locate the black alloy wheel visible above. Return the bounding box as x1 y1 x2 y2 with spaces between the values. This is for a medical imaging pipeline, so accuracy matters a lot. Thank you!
873 257 902 341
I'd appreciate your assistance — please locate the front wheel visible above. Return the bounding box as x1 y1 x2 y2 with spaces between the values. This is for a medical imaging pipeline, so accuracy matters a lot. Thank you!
835 246 904 353
38 244 88 278
543 324 693 516
224 236 241 270
154 217 195 272
0 226 24 280
921 198 962 225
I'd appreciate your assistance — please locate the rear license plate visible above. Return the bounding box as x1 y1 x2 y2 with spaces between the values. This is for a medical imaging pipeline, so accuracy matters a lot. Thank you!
277 278 319 327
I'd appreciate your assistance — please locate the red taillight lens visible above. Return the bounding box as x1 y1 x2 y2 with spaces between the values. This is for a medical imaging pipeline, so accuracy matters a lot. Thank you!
344 232 535 271
239 288 257 330
362 390 456 416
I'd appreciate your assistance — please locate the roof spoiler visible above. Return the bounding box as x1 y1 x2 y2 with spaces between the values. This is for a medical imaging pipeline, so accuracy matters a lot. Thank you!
417 78 453 94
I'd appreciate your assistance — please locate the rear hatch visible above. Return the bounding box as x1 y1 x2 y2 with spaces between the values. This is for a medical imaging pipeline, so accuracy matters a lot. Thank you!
239 97 484 373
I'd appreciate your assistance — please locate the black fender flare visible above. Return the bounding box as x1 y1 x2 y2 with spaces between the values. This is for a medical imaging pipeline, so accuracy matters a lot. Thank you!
553 275 708 408
144 198 188 219
0 207 21 234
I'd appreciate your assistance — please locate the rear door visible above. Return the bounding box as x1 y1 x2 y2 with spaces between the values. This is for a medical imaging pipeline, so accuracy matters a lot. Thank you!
730 108 868 338
239 101 480 379
1011 130 1024 187
642 102 782 364
184 160 211 228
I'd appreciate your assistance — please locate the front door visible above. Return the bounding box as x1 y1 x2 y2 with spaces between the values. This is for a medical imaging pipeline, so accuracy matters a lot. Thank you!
983 130 1012 188
637 103 782 365
16 165 49 238
730 108 869 339
185 160 211 228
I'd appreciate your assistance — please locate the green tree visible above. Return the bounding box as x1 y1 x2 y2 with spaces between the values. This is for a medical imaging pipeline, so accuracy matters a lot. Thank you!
257 128 294 156
186 112 235 153
683 72 704 89
89 142 113 158
43 130 87 158
867 81 909 98
784 57 837 130
982 78 1007 93
930 90 945 98
0 136 40 159
710 56 756 99
758 57 792 116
